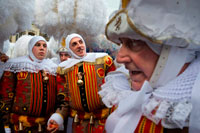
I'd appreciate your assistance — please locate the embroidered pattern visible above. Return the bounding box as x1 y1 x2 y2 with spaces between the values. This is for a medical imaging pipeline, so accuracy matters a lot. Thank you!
17 72 28 80
114 16 122 31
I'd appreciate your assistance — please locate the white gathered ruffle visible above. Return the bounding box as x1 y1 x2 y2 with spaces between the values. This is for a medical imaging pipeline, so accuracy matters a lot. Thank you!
3 56 57 76
99 66 132 108
99 80 132 108
142 97 192 129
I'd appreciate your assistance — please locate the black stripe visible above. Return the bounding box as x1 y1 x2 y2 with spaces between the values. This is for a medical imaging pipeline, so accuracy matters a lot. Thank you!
40 71 48 116
78 64 89 112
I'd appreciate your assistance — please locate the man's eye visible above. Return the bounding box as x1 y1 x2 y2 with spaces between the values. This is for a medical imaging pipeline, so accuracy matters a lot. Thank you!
72 42 77 46
35 43 41 47
79 40 83 44
132 42 138 47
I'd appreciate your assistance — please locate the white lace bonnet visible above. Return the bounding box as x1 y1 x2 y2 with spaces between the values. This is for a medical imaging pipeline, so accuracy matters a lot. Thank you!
105 0 200 88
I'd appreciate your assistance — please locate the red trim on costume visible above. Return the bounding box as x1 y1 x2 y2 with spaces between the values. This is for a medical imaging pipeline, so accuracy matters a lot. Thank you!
135 116 163 133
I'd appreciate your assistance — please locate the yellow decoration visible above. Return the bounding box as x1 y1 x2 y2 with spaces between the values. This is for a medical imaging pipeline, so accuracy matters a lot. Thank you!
19 116 31 127
35 117 46 125
121 0 131 8
61 37 66 47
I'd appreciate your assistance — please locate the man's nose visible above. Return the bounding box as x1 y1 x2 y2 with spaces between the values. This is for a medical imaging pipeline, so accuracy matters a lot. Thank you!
116 48 130 64
39 45 45 49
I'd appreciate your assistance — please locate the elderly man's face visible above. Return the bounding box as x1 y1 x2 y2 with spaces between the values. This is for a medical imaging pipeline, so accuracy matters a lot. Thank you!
32 40 47 60
59 52 70 62
69 37 86 57
116 38 159 91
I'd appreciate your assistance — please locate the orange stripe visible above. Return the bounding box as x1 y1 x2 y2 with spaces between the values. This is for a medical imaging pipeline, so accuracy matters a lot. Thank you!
75 67 82 109
91 65 100 106
88 64 97 109
151 122 156 133
83 64 91 109
135 116 164 133
71 67 79 108
84 64 94 110
144 117 152 133
139 116 146 132
67 72 74 107
68 66 82 110
38 72 43 115
90 64 98 109
67 71 75 108
32 73 37 115
29 73 34 114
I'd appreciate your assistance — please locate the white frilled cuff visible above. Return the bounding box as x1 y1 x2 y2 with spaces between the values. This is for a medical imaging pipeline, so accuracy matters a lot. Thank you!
48 113 64 130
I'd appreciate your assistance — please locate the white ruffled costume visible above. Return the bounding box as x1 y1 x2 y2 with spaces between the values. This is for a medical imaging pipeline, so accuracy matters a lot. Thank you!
99 0 200 132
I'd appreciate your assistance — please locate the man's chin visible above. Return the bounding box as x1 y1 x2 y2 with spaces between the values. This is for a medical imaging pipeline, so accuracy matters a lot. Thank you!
36 56 45 60
77 53 85 57
131 81 143 91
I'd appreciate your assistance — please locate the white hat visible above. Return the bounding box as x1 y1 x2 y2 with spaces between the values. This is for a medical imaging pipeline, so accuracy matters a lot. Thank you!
106 0 200 50
65 33 86 59
28 36 47 63
106 0 200 88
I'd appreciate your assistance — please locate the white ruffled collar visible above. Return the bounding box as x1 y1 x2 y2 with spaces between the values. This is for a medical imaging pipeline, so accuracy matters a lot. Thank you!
3 55 57 75
59 52 108 70
143 56 200 129
103 56 200 132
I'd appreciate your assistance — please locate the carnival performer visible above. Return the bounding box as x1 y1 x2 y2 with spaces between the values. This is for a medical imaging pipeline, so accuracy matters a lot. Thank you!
47 33 116 133
52 47 71 65
0 36 58 132
99 0 200 132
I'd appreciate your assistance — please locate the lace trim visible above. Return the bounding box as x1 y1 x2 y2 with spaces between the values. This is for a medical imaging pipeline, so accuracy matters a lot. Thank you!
99 71 132 108
99 81 132 108
142 97 192 129
3 61 57 76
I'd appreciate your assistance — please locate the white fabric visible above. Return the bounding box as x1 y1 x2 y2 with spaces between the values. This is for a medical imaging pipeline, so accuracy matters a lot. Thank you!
48 113 64 130
143 57 200 129
104 49 200 132
104 0 200 132
4 127 11 133
4 56 57 75
153 58 200 101
51 57 60 65
0 61 4 78
28 36 47 63
65 33 86 59
189 54 200 132
126 0 200 48
99 85 132 108
105 81 152 133
153 46 195 88
146 42 162 55
99 65 131 107
12 35 33 58
59 52 108 70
